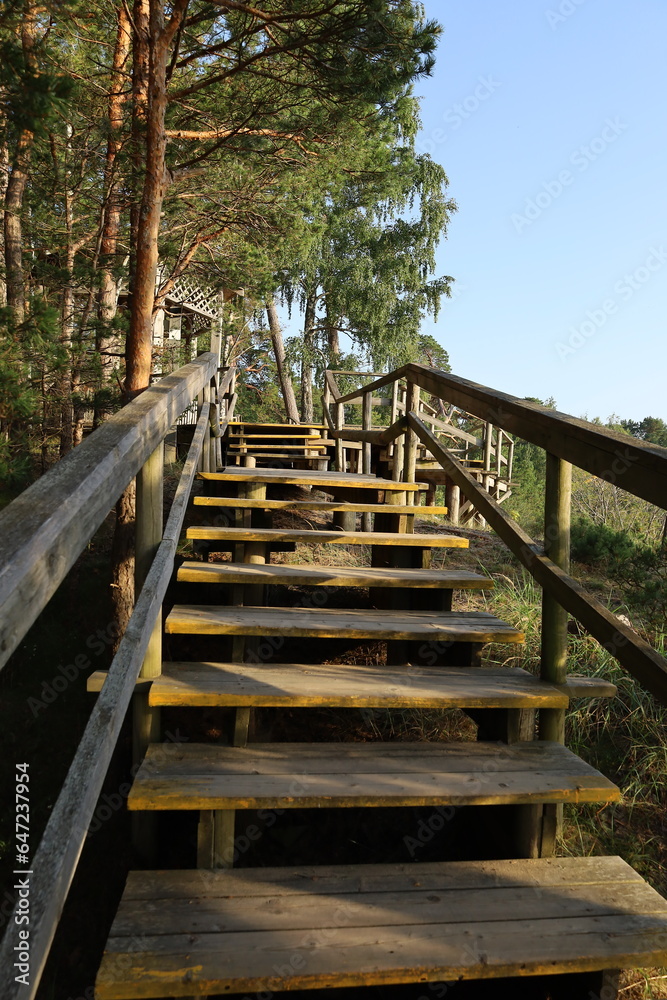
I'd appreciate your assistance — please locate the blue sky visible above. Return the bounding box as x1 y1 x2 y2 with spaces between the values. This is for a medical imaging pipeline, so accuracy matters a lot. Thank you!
413 0 667 421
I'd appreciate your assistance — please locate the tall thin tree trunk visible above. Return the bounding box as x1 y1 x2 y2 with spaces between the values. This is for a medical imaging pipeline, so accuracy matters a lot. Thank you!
266 297 299 423
112 0 187 646
96 4 131 421
301 289 317 423
111 0 150 646
3 5 37 324
0 139 9 308
59 127 75 457
324 299 340 358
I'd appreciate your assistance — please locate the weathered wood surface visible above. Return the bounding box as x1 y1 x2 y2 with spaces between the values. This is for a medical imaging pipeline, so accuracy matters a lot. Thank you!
186 526 467 548
0 354 218 671
409 413 667 705
228 433 327 439
200 467 426 490
148 663 567 709
229 421 326 429
96 856 667 999
558 676 617 699
541 453 572 744
177 561 491 589
227 443 328 450
194 497 448 514
0 405 212 1000
165 606 521 643
128 740 618 811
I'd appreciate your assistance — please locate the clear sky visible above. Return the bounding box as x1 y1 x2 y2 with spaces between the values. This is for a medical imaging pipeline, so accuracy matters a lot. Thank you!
415 0 667 422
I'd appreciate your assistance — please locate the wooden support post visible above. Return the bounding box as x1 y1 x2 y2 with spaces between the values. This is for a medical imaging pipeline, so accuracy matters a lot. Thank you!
335 401 344 472
361 392 373 531
540 454 572 743
402 382 420 506
446 480 460 525
197 809 235 870
132 442 164 862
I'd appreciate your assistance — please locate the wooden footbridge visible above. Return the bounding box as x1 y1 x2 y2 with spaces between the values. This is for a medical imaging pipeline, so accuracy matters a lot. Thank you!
2 356 667 999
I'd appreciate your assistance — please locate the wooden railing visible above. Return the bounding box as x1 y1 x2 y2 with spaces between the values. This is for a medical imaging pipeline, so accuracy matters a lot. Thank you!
323 363 667 709
0 354 235 1000
323 367 514 525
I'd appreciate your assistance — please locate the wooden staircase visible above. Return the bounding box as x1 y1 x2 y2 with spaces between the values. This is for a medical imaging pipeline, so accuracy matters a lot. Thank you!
224 421 333 468
94 445 667 999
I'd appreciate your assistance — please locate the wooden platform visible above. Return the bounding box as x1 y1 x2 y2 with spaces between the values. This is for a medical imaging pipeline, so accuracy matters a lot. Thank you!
199 468 427 490
165 606 523 643
95 856 667 999
148 663 568 708
193 497 449 515
128 741 619 811
177 561 491 590
186 526 468 548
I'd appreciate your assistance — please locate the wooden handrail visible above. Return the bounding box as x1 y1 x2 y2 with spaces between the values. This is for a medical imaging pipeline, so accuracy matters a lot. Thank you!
405 364 667 509
0 354 218 671
0 405 212 1000
408 413 667 705
329 363 667 508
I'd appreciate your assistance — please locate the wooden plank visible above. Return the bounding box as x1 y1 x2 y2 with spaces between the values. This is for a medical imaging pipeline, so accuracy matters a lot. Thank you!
409 413 667 706
128 740 618 811
0 353 218 672
193 497 448 514
148 663 568 709
0 404 212 1000
228 434 327 439
186 527 468 548
120 855 647 900
229 421 326 429
199 468 426 490
165 606 522 642
177 561 491 589
112 879 660 937
558 676 617 699
96 918 667 998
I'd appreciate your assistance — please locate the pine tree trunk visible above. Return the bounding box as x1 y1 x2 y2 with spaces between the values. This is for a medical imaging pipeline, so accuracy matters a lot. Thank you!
96 4 131 425
112 0 186 644
266 297 300 423
3 5 37 324
0 139 8 308
301 289 317 423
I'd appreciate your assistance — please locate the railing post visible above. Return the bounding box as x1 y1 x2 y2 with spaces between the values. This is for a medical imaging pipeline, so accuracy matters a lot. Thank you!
335 400 344 472
403 382 420 504
361 391 373 531
132 440 164 861
540 454 573 743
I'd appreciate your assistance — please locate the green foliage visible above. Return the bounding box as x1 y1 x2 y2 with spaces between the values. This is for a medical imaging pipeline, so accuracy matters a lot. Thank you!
570 518 643 567
0 300 67 482
621 416 667 448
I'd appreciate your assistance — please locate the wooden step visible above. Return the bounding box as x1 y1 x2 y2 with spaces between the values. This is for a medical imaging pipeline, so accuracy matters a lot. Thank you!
177 561 491 590
165 606 522 642
148 663 568 708
228 433 328 439
186 527 467 548
227 443 328 450
128 740 619 810
227 453 328 460
229 422 326 429
200 468 426 490
194 497 448 515
96 855 667 999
